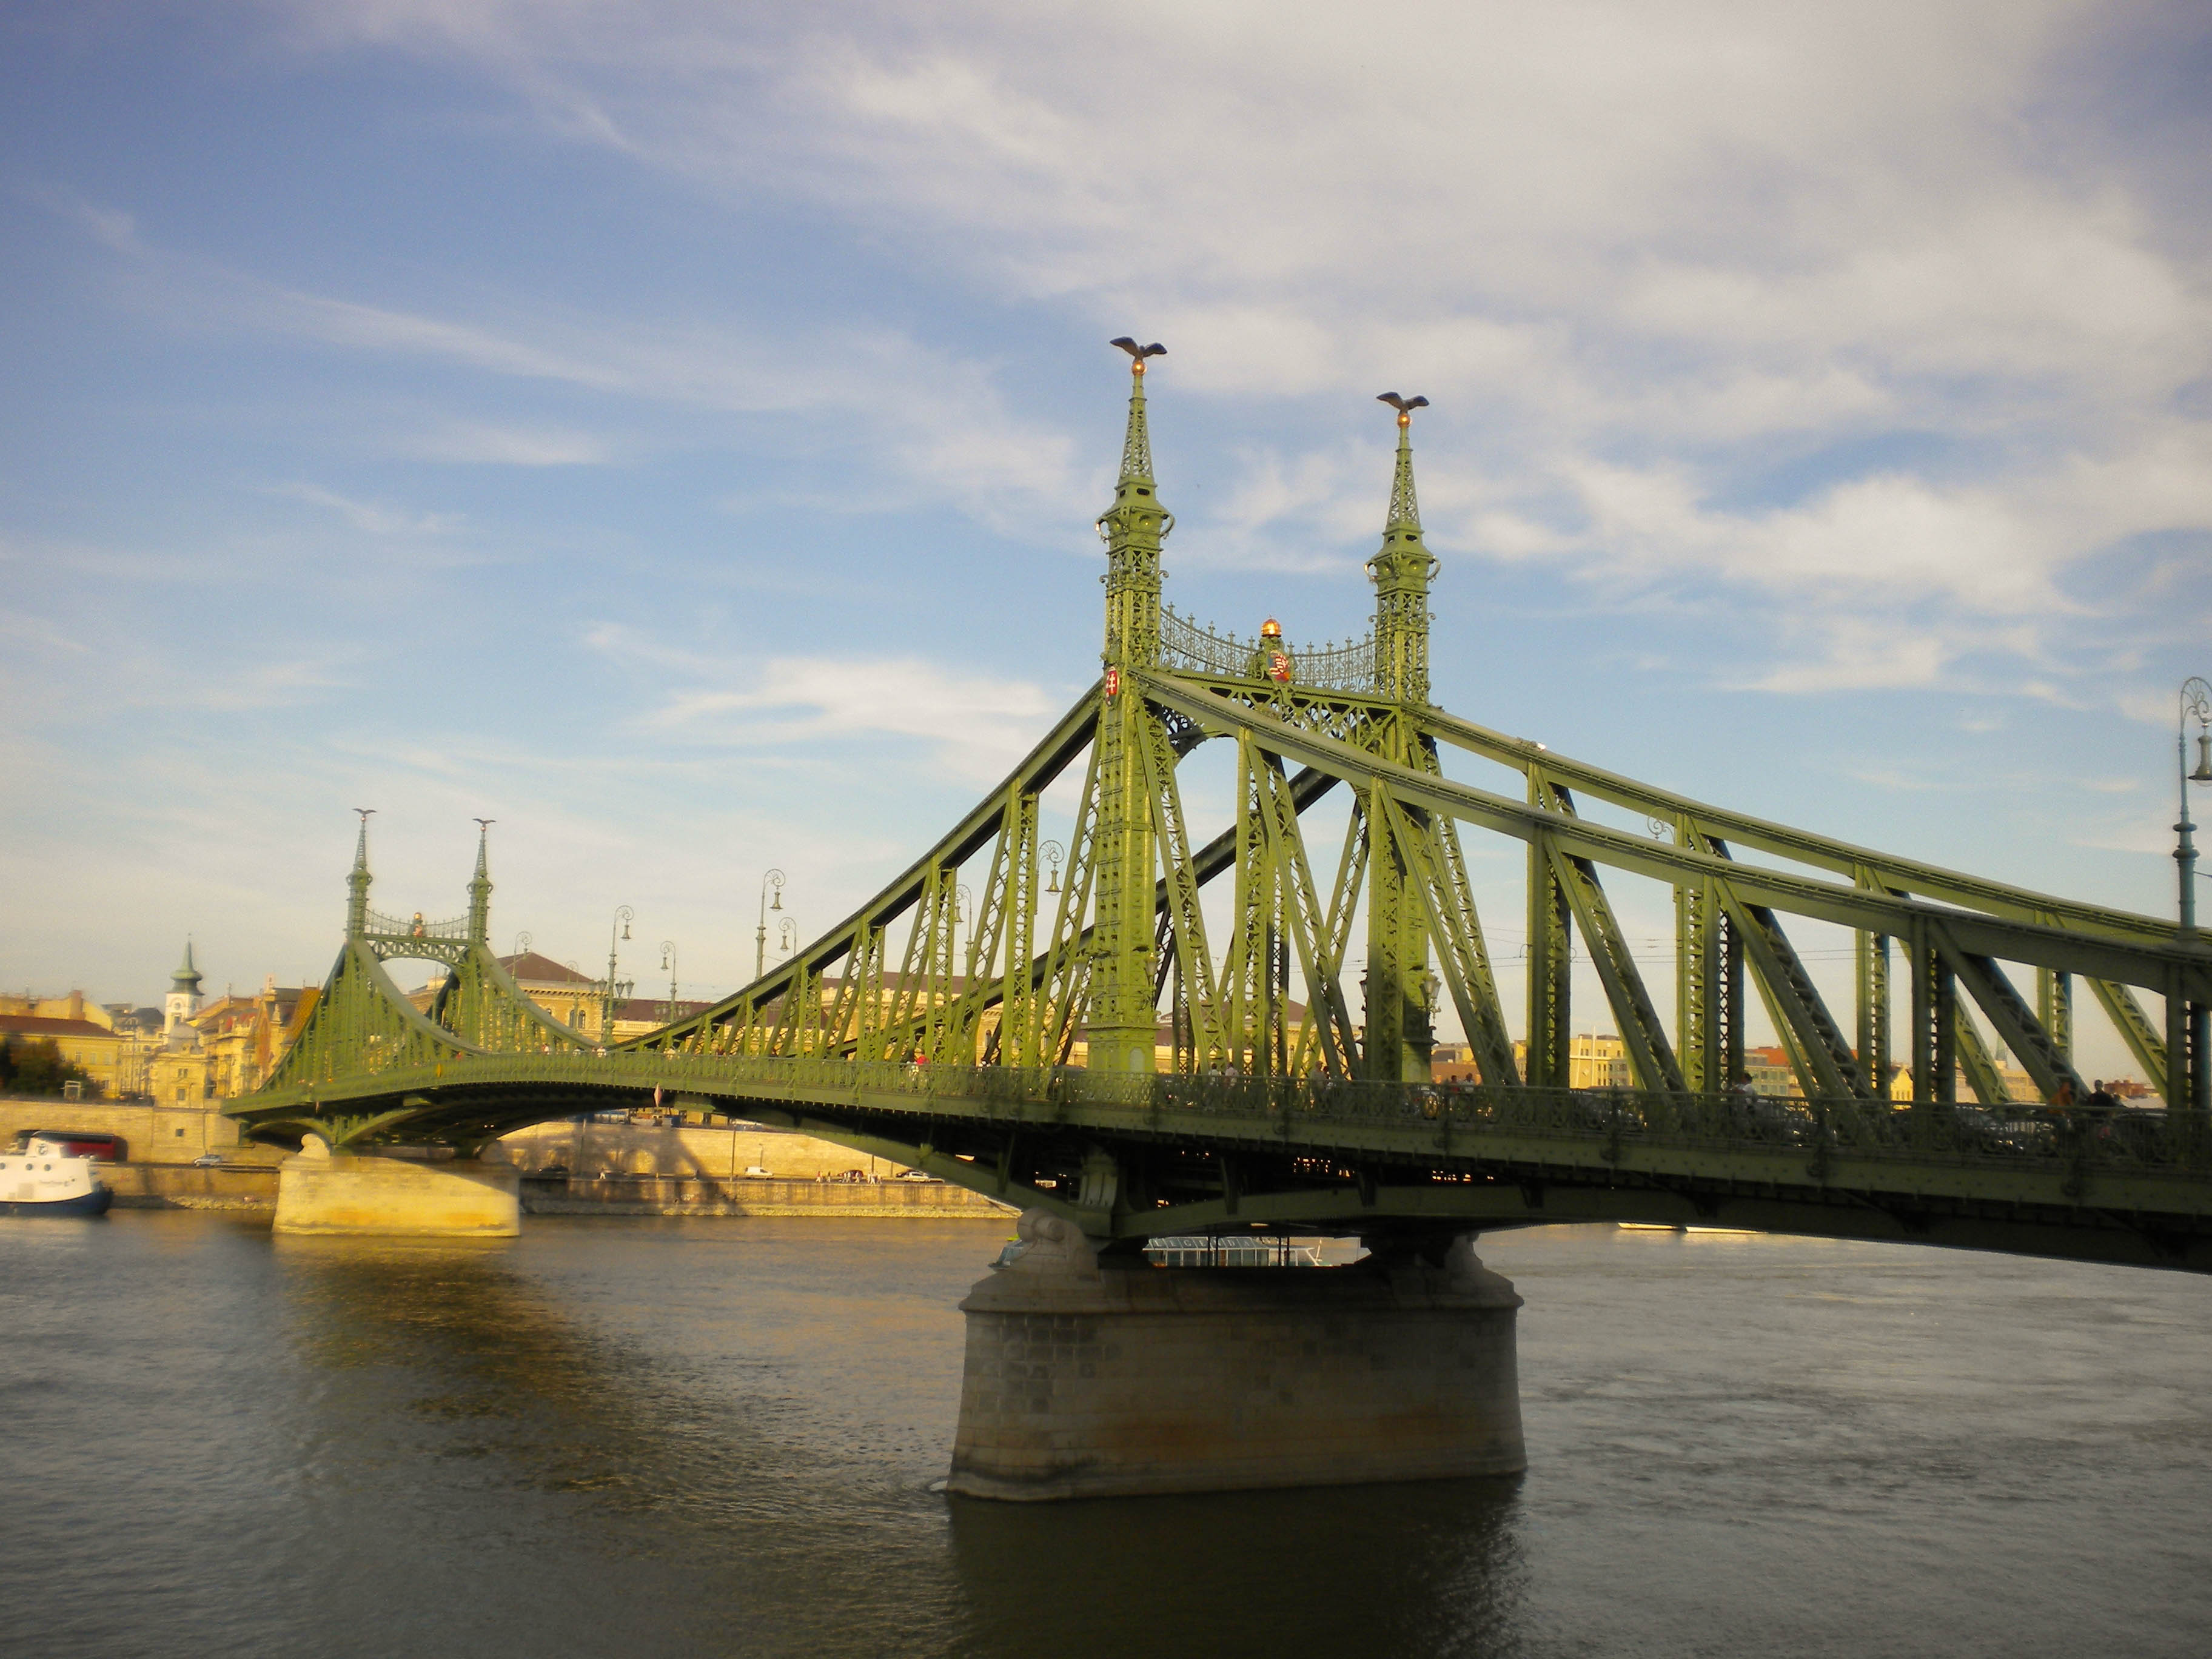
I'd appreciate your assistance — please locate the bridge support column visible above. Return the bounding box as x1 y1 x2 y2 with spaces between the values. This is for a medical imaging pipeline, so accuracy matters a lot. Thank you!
945 1211 1524 1501
272 1141 520 1237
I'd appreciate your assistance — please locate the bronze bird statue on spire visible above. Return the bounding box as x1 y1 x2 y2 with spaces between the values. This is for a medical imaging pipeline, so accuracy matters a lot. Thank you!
1376 393 1429 414
1111 337 1166 361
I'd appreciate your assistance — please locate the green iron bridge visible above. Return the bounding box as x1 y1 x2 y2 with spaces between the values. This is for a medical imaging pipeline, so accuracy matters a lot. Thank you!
230 349 2212 1273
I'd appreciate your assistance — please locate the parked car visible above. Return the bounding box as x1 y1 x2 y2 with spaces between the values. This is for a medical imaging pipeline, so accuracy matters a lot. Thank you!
896 1168 934 1181
743 1165 774 1178
188 1153 224 1168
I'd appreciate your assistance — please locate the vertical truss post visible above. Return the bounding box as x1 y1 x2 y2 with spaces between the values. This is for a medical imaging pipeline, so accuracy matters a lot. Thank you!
1907 920 1932 1104
1857 931 1890 1098
1087 351 1168 1075
1364 775 1428 1080
2166 966 2190 1113
1720 909 1743 1094
1227 731 1267 1071
1677 877 1711 1096
1031 739 1102 1068
2037 967 2072 1066
995 791 1040 1068
1931 934 1957 1104
1526 793 1572 1090
2193 998 2211 1119
922 875 958 1062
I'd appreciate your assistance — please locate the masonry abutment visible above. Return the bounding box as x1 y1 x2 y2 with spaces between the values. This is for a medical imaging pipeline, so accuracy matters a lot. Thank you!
945 1210 1526 1501
272 1138 521 1236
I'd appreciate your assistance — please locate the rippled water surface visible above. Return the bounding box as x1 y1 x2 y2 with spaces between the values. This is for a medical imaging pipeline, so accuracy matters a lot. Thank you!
4 1213 2210 1657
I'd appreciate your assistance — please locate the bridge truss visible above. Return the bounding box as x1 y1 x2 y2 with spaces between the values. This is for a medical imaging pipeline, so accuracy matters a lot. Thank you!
232 353 2212 1270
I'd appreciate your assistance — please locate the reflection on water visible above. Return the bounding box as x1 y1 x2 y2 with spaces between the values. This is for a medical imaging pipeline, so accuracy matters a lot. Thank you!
5 1213 2211 1659
947 1476 1526 1659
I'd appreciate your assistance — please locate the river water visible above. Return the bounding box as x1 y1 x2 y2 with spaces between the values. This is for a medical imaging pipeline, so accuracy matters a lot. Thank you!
4 1212 2209 1658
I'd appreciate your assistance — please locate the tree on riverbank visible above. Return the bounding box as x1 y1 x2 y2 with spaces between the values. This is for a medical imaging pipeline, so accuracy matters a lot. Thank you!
0 1037 101 1099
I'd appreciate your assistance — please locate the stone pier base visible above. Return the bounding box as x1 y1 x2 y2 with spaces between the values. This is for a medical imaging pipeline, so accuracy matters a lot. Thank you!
946 1211 1526 1501
272 1145 521 1237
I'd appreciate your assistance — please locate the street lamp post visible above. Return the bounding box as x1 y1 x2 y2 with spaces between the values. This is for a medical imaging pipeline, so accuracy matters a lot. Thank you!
659 940 679 1025
756 869 785 981
2177 677 2212 940
602 905 634 1045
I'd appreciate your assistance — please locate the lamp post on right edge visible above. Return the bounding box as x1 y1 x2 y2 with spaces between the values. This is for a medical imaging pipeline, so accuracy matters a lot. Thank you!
2177 678 2212 941
756 869 785 982
2174 677 2212 1122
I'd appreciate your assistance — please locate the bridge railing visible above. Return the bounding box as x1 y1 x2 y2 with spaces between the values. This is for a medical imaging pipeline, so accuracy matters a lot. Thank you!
1121 1074 2189 1173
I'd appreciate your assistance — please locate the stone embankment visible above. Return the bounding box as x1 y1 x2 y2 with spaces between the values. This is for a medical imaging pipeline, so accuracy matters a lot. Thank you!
1 1099 1009 1220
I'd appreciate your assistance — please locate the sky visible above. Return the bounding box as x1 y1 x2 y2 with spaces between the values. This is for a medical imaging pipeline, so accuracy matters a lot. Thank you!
3 1 2208 1075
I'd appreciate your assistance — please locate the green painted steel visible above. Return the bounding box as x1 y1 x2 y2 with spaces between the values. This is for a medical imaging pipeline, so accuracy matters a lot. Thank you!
230 340 2212 1267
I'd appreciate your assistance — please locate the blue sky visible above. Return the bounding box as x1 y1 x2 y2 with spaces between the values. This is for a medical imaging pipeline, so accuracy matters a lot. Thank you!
4 2 2208 1075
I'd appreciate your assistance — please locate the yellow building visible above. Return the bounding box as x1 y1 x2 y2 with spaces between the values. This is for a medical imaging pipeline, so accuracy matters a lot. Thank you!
0 999 128 1097
1509 1033 1632 1089
149 977 315 1105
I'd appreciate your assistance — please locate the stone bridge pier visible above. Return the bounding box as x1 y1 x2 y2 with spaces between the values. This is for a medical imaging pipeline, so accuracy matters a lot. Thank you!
946 1210 1526 1500
272 1138 521 1237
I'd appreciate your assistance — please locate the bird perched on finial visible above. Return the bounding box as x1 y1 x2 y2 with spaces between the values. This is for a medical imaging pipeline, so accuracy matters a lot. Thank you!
1111 337 1167 364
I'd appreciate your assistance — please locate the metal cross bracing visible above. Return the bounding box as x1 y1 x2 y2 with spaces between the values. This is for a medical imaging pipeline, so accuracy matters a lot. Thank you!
232 350 2212 1271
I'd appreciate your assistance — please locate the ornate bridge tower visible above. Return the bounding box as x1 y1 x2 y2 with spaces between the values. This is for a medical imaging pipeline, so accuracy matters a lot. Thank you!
1087 346 1171 1073
1363 400 1441 1081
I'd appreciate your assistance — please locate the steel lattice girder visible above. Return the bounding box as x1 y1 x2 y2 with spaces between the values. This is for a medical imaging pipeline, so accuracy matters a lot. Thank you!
1136 670 2212 1003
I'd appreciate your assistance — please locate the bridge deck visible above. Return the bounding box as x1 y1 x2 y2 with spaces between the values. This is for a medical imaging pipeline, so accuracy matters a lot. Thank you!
231 1056 2212 1272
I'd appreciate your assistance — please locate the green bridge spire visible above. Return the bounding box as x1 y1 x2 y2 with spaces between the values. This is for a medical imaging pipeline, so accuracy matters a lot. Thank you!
1370 393 1435 707
468 819 495 945
1088 337 1171 1073
346 809 375 938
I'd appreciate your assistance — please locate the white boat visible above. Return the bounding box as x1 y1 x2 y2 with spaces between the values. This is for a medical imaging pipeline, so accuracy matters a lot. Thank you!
0 1149 114 1216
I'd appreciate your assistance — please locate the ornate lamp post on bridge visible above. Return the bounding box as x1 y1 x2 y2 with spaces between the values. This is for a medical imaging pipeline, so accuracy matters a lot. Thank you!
602 905 634 1046
2177 677 2212 942
756 869 785 982
659 940 679 1025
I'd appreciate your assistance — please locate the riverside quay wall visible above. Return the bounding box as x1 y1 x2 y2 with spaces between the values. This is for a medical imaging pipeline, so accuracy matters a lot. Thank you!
0 1097 274 1165
0 1102 1009 1220
501 1120 1014 1219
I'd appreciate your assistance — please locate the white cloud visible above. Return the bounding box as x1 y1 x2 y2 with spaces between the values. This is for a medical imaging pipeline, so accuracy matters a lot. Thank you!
394 421 616 467
586 624 1068 782
267 481 466 536
107 1 2212 696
